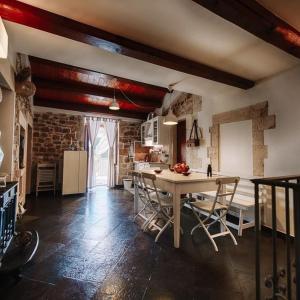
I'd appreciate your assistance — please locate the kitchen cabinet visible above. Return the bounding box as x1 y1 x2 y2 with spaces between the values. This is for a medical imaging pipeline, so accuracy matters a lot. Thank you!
141 116 169 146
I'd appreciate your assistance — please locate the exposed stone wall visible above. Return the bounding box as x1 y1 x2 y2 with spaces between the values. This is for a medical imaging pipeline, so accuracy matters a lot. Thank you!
171 93 202 117
118 121 141 184
12 54 34 181
166 93 203 166
32 112 84 164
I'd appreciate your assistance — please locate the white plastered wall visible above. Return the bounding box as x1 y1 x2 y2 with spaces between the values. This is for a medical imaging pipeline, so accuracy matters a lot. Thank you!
161 64 300 233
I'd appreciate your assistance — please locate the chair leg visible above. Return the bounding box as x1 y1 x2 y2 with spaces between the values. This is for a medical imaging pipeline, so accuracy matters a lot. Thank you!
238 209 244 236
189 205 219 251
133 205 146 222
219 216 238 246
170 217 183 234
191 223 201 235
155 218 172 243
142 211 158 231
202 222 219 252
190 205 203 235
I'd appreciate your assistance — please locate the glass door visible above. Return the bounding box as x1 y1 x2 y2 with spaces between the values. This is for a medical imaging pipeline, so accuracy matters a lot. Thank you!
93 126 109 186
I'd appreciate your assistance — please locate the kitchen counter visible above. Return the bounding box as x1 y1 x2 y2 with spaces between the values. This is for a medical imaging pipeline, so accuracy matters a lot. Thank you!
134 161 169 170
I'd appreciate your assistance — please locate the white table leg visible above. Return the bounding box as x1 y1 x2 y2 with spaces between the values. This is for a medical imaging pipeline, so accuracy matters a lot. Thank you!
173 185 181 248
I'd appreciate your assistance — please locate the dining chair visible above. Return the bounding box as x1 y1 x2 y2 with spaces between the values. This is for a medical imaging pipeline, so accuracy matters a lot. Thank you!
132 171 156 230
141 172 186 243
188 177 240 252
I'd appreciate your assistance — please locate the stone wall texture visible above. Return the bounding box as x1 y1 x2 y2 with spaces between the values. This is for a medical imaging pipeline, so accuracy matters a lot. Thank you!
32 112 84 164
171 93 202 117
33 113 141 186
118 121 141 184
13 54 34 181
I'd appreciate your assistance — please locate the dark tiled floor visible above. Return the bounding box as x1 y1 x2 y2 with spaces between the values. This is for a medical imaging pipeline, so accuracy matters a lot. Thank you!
0 187 290 299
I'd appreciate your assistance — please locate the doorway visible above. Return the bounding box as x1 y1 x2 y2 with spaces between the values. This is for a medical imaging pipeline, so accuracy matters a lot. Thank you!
177 120 186 163
91 126 109 186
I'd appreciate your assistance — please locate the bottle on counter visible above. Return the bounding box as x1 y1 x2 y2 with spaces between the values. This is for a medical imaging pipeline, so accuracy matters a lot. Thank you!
207 164 212 177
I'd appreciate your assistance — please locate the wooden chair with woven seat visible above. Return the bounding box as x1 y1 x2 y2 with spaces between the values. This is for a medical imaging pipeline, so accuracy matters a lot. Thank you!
188 177 240 252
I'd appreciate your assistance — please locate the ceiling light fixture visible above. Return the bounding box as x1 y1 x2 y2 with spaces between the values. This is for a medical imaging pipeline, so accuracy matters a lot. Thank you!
163 91 177 125
163 109 178 125
109 87 120 110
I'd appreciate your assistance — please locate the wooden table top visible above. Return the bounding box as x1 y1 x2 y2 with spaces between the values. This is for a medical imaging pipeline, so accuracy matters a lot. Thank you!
141 169 225 183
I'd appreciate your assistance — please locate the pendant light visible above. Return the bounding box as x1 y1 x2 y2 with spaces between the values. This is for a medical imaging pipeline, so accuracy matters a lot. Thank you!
163 109 178 125
109 87 120 110
163 91 177 125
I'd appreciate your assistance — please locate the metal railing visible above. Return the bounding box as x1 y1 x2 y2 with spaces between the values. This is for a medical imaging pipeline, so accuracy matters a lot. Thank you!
0 183 18 259
251 175 300 300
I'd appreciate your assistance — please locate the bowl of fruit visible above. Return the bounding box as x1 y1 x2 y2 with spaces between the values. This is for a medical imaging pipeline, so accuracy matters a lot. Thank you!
173 162 190 174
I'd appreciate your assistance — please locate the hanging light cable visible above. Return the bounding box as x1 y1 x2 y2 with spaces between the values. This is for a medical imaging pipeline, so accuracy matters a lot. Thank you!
109 87 120 110
119 87 149 108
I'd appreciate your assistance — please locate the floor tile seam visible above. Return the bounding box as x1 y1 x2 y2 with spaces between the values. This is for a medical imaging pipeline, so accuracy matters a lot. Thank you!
21 275 56 286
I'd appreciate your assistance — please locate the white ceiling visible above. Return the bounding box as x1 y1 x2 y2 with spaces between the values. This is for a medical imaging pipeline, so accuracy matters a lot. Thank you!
5 0 300 98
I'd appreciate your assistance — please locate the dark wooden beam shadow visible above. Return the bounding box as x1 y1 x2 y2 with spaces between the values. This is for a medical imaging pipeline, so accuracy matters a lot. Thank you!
1 0 255 89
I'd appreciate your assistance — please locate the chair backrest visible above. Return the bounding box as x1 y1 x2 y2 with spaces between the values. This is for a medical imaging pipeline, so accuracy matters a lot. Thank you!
37 163 56 183
141 172 165 208
131 171 147 202
226 178 263 203
212 177 240 212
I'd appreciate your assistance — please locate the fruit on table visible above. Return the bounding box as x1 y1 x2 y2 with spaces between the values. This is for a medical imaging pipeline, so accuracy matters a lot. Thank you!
173 162 189 173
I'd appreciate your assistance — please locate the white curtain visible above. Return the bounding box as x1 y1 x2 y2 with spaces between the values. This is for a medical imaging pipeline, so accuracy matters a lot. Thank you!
105 120 118 188
86 118 102 188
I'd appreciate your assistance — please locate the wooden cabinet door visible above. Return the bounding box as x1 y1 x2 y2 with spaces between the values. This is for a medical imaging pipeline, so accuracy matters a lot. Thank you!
62 151 79 195
78 151 87 193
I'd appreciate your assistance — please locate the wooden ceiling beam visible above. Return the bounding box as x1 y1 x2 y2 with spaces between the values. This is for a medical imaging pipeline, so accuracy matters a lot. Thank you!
192 0 300 59
33 78 162 109
29 56 168 96
34 97 148 120
0 0 255 89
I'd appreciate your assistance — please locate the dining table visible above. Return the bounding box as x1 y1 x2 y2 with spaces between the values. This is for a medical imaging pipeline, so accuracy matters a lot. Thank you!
134 169 229 248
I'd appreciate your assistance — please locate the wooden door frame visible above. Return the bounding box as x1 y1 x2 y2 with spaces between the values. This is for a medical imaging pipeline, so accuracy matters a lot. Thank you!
26 124 33 194
176 117 187 163
18 111 28 205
